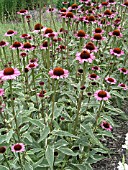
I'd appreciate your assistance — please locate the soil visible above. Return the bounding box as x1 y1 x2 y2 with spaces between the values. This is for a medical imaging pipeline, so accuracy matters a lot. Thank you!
92 105 128 170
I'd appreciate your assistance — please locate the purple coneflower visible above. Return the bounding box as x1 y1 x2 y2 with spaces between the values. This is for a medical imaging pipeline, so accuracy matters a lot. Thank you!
84 42 98 52
74 30 89 39
101 121 112 131
105 77 117 84
0 40 9 47
40 41 49 50
26 63 38 70
10 41 23 50
94 90 111 101
76 50 95 63
93 28 104 34
91 66 101 71
121 1 128 7
109 29 123 37
79 0 91 3
91 33 106 41
22 42 34 51
33 23 46 33
20 34 32 40
118 83 128 90
11 143 25 153
46 8 57 13
49 67 69 79
89 73 100 80
118 68 128 75
17 9 28 15
0 67 20 80
4 30 17 37
110 48 124 57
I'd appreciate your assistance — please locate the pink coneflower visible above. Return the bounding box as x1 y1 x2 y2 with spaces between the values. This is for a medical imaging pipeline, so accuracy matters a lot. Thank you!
89 73 100 80
105 77 117 84
65 12 75 19
76 50 95 63
110 48 124 57
87 15 97 23
11 143 25 153
121 1 128 7
74 30 89 39
22 42 34 51
20 34 32 40
62 1 69 5
59 8 67 14
108 0 116 5
37 90 46 98
68 3 81 11
79 0 91 3
40 41 49 50
0 89 4 96
56 45 66 52
93 28 104 34
118 68 128 75
49 67 69 79
109 29 123 37
99 2 109 8
46 8 57 13
101 121 112 131
91 33 106 41
94 90 111 101
4 30 17 37
44 32 58 38
0 40 9 47
84 42 98 52
92 66 101 71
0 67 20 80
20 52 28 58
118 83 128 90
17 9 28 15
29 58 38 63
26 62 38 70
10 41 23 50
0 146 6 154
43 28 53 35
33 23 46 33
103 9 116 18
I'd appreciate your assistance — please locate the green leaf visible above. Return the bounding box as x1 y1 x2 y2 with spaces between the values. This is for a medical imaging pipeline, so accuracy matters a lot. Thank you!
54 139 69 148
81 123 103 148
38 126 50 143
0 165 9 170
58 147 78 156
28 118 44 128
45 145 54 170
53 130 79 138
24 163 33 170
6 129 14 143
111 91 124 99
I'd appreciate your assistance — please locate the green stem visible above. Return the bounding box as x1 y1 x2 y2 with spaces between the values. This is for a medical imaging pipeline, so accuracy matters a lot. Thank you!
3 154 11 170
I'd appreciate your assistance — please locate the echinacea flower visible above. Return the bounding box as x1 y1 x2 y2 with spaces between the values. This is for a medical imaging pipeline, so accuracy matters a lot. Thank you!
0 40 9 47
0 89 4 96
79 0 91 3
109 29 123 38
87 15 97 23
49 67 69 79
11 143 25 153
68 3 81 11
20 34 32 40
17 9 28 15
26 63 38 70
37 90 46 98
121 1 128 7
76 50 95 63
40 41 49 50
101 121 112 131
33 23 46 33
84 42 98 52
4 30 17 37
92 66 101 71
94 90 111 101
0 67 20 80
0 146 6 154
118 68 128 75
93 28 104 34
105 77 117 84
10 41 23 50
110 48 124 57
108 0 116 5
91 33 106 41
46 8 57 13
22 42 35 51
89 73 100 80
118 83 128 90
103 9 116 18
74 30 89 39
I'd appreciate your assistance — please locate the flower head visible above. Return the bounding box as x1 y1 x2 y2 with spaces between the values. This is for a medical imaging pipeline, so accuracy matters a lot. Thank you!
0 40 9 47
118 83 128 90
17 9 28 15
49 67 69 79
10 41 23 50
4 30 17 37
118 68 128 75
26 62 38 70
105 77 117 84
109 29 123 37
110 48 124 57
94 90 111 101
0 67 20 80
84 42 98 52
101 121 112 131
91 33 106 41
75 30 89 39
11 143 25 153
89 73 100 80
76 50 95 63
